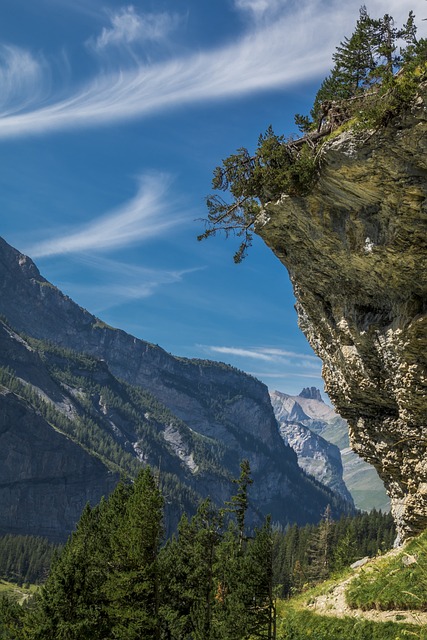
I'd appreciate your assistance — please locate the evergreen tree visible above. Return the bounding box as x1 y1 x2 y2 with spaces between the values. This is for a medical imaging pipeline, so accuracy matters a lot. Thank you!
160 459 277 639
245 517 276 639
23 470 163 640
332 6 377 93
188 500 223 640
199 126 316 262
214 520 253 640
199 8 425 263
160 499 222 640
24 500 111 640
0 596 23 640
333 526 358 571
307 505 333 582
27 506 105 640
158 514 195 638
371 13 399 81
225 459 253 547
104 468 164 640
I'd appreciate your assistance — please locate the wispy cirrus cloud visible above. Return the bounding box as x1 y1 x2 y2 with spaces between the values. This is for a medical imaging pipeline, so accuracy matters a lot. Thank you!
207 345 320 365
55 255 203 311
201 344 323 389
0 1 341 138
89 6 181 51
249 370 323 380
233 0 287 23
27 172 187 258
0 45 48 115
0 0 423 139
209 347 274 362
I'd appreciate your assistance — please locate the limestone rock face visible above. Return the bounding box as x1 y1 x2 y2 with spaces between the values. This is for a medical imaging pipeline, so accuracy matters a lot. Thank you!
256 86 427 541
271 399 353 505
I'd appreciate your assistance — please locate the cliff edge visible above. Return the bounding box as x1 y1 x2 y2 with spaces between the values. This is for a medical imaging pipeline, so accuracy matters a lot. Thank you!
256 83 427 541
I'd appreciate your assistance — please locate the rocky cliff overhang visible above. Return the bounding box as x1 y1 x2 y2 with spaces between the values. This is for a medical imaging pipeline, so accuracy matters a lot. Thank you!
256 84 427 542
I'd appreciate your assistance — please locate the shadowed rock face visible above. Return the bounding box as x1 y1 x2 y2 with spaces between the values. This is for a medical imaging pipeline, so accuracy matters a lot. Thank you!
256 85 427 541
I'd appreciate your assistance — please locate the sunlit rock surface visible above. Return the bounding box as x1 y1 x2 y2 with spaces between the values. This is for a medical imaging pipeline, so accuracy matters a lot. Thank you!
270 388 388 512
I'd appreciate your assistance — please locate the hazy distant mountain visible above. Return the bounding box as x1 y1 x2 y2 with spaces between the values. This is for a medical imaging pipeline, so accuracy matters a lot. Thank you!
270 389 390 512
0 237 353 541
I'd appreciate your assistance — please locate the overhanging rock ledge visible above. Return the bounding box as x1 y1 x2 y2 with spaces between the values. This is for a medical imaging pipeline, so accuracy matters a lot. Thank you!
256 84 427 542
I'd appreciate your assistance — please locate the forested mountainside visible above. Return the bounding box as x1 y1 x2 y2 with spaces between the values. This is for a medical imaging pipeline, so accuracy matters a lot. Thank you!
0 237 352 541
0 467 396 640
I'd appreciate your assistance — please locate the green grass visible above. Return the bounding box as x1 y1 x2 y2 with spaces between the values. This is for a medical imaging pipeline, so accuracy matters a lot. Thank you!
275 530 427 639
277 607 426 639
346 530 427 611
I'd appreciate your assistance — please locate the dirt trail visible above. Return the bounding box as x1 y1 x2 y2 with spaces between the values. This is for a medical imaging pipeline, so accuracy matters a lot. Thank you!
306 550 427 627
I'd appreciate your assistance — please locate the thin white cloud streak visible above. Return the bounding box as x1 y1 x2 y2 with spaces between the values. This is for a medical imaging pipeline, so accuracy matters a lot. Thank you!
256 347 319 362
235 0 272 13
234 0 288 23
50 255 204 311
0 0 423 138
27 173 186 258
210 346 275 362
249 371 323 379
0 46 48 116
91 6 181 50
206 345 321 368
0 2 344 138
61 268 201 306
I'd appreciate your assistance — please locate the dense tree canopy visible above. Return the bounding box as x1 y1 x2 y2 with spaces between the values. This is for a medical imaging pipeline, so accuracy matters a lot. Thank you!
0 464 395 639
1 463 278 640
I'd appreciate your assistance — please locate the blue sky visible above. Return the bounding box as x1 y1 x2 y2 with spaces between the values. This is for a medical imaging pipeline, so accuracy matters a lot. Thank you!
1 0 425 396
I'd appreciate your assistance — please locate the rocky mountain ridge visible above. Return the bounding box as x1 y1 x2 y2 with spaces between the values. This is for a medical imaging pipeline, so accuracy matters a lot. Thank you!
0 237 353 541
270 389 389 512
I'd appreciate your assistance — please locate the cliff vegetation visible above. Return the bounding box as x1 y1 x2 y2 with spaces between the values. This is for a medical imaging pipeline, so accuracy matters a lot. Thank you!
198 7 426 262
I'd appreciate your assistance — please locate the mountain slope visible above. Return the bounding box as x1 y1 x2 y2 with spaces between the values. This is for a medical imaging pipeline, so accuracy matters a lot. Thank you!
276 417 353 505
0 237 353 541
278 530 427 638
270 389 389 512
